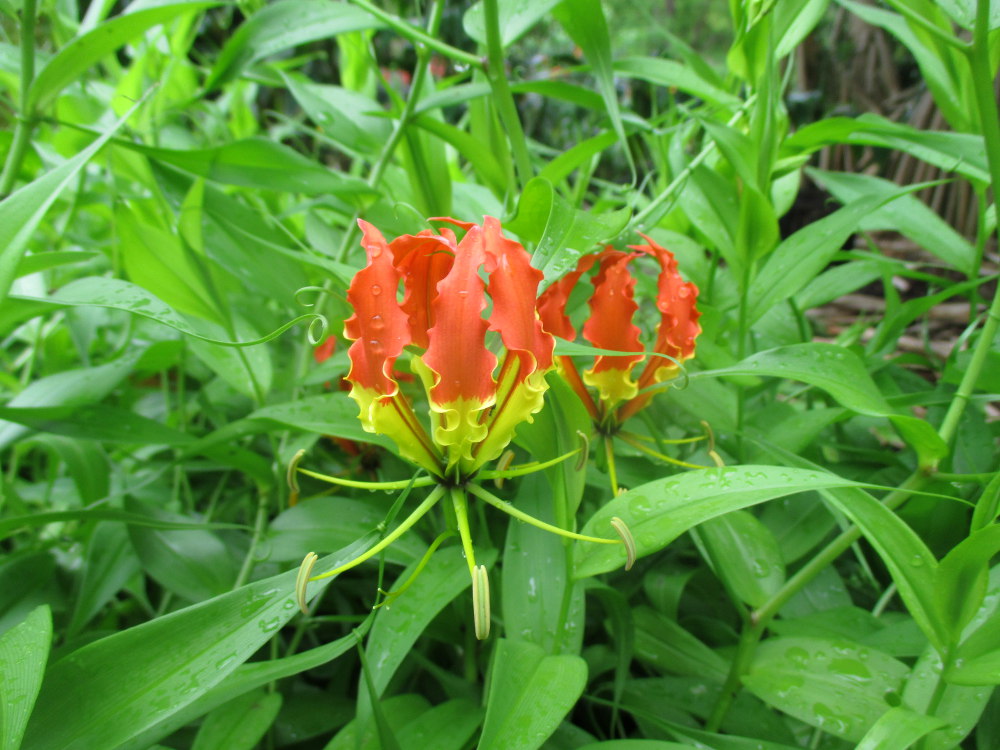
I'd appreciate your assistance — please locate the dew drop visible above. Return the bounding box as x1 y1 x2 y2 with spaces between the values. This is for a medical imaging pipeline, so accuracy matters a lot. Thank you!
371 284 382 296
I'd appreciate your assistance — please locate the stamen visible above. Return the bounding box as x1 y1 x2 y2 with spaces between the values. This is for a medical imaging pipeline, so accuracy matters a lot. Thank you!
493 450 515 489
575 430 590 471
374 531 453 609
310 486 445 581
296 551 319 614
477 448 581 481
617 433 713 470
610 517 636 571
296 467 437 491
287 448 307 506
468 484 619 545
701 420 716 453
472 564 491 639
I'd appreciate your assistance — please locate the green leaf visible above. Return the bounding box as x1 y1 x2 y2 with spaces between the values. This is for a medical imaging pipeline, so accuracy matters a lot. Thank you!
553 0 634 178
902 645 991 748
462 0 563 46
15 250 100 278
502 473 584 653
632 606 729 682
743 636 909 742
855 707 946 750
0 352 140 451
575 465 861 578
204 0 382 91
0 99 142 306
0 509 246 543
116 201 221 323
689 343 948 465
191 689 282 750
126 497 241 603
775 0 832 57
613 57 740 107
67 523 141 636
281 73 391 158
538 131 618 186
808 168 977 276
785 114 989 184
0 404 193 445
819 487 949 651
26 1 220 111
748 190 912 324
577 742 693 750
694 510 786 608
507 177 629 285
934 526 1000 636
970 473 1000 533
22 540 368 750
934 0 1000 28
478 639 588 750
0 605 51 750
16 277 319 348
395 699 483 750
128 138 379 200
247 394 394 449
358 547 491 717
413 114 508 197
121 618 372 750
267 498 424 565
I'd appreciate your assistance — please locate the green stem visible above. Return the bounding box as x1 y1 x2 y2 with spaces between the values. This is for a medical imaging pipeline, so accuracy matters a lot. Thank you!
0 0 38 197
937 0 1000 447
604 435 620 495
629 97 754 232
705 619 764 731
481 0 532 189
707 473 928 727
450 487 478 578
348 0 482 69
233 491 268 589
332 0 446 268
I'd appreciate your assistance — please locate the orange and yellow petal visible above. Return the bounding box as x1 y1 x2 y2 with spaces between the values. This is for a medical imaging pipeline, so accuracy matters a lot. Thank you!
538 254 597 340
344 220 439 471
420 224 498 468
581 249 643 408
347 386 441 474
390 230 456 349
344 221 412 399
632 235 701 390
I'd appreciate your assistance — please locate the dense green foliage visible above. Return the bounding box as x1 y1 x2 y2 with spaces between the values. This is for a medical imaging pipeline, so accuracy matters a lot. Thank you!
2 0 1000 748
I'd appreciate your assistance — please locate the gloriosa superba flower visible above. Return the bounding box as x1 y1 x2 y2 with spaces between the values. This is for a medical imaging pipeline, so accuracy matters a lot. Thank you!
294 217 633 638
537 236 706 489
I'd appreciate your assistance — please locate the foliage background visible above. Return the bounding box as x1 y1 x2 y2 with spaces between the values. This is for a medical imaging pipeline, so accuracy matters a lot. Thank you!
1 0 999 748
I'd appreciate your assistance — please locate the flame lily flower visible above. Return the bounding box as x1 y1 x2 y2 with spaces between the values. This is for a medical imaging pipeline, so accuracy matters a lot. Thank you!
538 236 703 488
293 218 634 638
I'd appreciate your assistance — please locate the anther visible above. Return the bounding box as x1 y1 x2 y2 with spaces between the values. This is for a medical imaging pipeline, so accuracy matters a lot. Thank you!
296 551 319 614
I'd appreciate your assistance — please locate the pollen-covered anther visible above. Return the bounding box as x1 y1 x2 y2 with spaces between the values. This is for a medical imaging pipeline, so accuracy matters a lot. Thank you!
472 564 491 640
610 516 636 571
296 551 319 614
